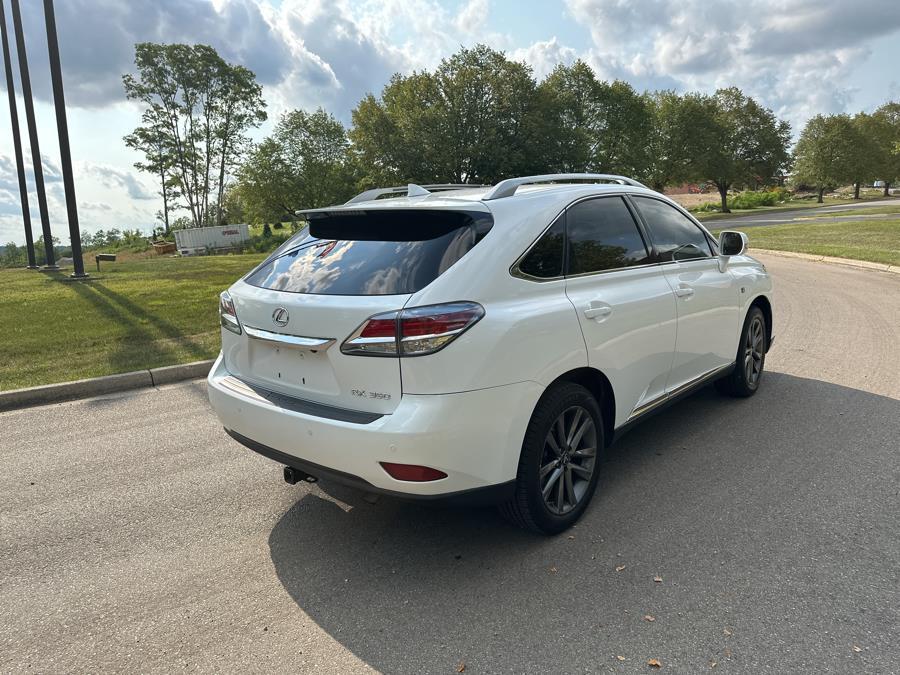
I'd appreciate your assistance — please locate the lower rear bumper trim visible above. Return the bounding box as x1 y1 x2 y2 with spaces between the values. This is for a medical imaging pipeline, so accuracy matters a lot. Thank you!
225 428 516 507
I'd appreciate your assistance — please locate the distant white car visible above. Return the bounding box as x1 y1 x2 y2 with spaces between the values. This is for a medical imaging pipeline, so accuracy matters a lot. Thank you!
207 174 774 533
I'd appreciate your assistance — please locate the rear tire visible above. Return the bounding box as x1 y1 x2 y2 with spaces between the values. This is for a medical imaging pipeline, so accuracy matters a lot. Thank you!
500 382 604 535
715 306 766 397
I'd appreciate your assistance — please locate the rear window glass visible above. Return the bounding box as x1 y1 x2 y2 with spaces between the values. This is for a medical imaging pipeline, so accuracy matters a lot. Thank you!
244 210 492 296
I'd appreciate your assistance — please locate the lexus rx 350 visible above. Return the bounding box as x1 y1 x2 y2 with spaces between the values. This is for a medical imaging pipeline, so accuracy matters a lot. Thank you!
207 174 774 534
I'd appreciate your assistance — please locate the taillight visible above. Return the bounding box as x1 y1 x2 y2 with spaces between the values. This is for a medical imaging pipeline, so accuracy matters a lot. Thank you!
219 291 242 335
341 302 484 357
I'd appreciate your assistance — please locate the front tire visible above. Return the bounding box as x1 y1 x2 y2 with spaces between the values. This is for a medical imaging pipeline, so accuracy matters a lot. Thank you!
716 306 767 397
500 382 604 535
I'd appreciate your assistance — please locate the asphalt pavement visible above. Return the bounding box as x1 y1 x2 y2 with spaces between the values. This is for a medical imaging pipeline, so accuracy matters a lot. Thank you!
1 254 898 674
704 198 898 229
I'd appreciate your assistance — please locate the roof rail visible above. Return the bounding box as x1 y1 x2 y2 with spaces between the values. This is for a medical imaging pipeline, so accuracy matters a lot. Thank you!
481 173 647 201
344 183 486 205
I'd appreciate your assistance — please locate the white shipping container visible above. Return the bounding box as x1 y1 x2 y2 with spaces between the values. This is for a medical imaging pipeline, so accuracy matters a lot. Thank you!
175 224 251 255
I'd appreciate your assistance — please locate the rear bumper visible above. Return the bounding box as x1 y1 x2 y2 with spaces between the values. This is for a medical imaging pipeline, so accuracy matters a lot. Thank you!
207 354 543 497
225 428 515 506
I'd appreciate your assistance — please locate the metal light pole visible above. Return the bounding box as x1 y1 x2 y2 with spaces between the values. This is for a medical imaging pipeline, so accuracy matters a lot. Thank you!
9 0 56 269
43 0 85 277
0 0 36 267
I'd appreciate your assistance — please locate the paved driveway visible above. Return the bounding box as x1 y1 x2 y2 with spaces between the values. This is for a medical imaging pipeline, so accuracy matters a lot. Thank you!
2 254 898 673
704 198 898 229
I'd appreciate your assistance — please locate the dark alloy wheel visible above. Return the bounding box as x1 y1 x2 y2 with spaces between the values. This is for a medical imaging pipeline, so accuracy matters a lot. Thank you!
716 306 767 397
500 382 604 534
540 405 598 515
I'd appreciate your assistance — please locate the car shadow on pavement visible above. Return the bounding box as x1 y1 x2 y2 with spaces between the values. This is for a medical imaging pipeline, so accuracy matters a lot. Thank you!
267 372 900 673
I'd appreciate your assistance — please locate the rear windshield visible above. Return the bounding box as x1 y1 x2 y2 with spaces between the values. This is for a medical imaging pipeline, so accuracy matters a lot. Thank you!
244 209 493 296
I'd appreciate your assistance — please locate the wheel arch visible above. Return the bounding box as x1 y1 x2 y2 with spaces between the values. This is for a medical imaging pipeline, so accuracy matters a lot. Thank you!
749 294 773 350
543 367 616 447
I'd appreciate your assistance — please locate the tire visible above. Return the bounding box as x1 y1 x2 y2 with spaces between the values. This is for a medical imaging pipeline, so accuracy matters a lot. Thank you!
715 306 767 397
500 382 604 535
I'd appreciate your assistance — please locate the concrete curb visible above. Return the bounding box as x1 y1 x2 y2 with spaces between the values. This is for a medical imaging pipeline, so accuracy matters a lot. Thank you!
752 248 900 275
0 359 214 413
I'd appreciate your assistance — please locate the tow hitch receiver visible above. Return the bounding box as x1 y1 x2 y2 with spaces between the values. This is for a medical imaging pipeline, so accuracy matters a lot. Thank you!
283 466 318 485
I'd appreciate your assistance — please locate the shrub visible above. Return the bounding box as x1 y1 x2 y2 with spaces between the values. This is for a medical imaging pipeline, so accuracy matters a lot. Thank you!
235 231 291 254
728 188 792 210
693 201 722 212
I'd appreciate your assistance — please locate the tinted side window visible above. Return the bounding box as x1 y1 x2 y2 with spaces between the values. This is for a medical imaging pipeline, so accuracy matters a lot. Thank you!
518 214 565 278
632 197 712 262
566 197 650 274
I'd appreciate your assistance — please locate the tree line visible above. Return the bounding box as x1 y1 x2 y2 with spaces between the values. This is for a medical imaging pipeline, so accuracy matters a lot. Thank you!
121 43 900 231
794 106 900 202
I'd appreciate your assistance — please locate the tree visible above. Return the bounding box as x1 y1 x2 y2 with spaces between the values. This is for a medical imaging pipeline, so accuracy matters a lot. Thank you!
539 62 651 178
643 91 720 192
1 242 26 268
124 123 180 234
849 113 883 198
793 114 860 202
235 108 356 223
211 62 267 226
695 88 791 212
123 43 266 229
350 45 549 185
351 73 448 186
538 61 599 172
871 102 900 196
593 80 652 178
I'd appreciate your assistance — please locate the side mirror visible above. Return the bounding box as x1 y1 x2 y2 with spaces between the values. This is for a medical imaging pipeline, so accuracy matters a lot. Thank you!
719 230 748 256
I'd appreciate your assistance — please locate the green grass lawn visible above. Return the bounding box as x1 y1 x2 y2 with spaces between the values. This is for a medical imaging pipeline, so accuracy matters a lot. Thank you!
0 255 264 390
718 219 900 266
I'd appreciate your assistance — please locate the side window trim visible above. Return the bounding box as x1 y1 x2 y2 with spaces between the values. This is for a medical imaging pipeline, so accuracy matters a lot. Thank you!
625 194 714 261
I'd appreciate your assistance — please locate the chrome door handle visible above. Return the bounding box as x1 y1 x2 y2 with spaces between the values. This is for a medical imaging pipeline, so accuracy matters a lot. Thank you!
584 305 612 320
674 286 694 298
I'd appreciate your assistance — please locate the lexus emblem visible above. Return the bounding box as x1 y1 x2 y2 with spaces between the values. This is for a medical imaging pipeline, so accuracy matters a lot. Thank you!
272 307 289 327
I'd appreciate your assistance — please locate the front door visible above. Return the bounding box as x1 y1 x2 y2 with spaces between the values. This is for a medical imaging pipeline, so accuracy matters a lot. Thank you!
562 196 678 427
629 195 741 392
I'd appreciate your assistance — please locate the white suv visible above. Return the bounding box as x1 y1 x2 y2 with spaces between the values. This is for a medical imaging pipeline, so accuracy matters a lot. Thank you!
207 174 773 534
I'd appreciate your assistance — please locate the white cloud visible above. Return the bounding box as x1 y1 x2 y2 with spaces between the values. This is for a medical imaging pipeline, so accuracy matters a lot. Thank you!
455 0 490 35
510 38 578 80
80 201 113 212
81 163 156 200
564 0 900 128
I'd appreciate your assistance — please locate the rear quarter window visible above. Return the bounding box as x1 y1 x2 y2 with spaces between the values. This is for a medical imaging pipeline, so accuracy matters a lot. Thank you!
245 210 492 296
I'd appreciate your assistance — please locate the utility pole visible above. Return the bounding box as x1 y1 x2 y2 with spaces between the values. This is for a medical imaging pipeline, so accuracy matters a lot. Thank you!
43 0 86 277
0 0 36 267
9 0 56 269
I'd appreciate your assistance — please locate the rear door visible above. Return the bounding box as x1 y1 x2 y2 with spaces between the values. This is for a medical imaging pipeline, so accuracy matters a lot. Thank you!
562 196 678 426
222 208 491 415
629 195 741 392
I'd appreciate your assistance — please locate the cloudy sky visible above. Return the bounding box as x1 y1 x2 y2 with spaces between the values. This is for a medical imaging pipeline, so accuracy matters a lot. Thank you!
2 0 900 245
